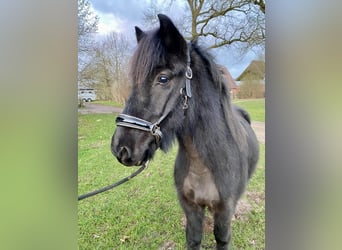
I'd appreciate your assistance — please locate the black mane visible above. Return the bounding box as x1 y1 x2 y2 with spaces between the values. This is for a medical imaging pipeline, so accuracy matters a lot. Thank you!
182 42 247 151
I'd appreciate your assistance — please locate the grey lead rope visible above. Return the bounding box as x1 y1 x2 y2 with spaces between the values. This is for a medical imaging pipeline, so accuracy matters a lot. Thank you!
78 161 149 201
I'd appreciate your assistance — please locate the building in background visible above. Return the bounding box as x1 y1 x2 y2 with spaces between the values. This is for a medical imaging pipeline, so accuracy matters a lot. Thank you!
218 65 239 99
235 60 265 99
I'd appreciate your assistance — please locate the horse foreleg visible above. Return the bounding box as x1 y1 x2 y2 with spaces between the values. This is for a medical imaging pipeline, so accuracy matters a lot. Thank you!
181 200 205 250
213 205 234 250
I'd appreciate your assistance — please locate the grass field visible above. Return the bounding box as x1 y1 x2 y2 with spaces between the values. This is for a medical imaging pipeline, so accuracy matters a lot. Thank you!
233 99 265 122
92 100 124 108
92 98 264 122
78 99 265 249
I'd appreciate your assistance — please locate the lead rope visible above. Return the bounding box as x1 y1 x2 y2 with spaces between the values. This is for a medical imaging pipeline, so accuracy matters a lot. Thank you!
78 161 149 201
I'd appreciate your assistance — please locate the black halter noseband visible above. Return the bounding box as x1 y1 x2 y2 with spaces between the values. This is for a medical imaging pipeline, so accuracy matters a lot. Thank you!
115 113 165 144
116 44 193 146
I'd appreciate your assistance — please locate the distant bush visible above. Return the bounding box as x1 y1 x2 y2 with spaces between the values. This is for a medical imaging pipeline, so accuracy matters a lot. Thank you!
237 80 265 99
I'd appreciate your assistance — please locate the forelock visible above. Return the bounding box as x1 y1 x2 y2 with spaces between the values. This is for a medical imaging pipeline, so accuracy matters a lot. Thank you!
129 30 165 85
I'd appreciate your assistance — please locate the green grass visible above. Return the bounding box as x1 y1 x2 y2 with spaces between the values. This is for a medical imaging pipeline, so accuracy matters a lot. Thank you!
91 99 265 123
92 100 124 108
78 112 265 249
233 99 265 122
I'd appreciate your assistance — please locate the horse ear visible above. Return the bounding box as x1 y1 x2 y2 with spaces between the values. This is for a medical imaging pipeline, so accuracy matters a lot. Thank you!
157 14 186 54
135 26 145 43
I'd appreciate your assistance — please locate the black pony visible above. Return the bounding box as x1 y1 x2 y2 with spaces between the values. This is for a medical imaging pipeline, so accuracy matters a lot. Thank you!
111 14 259 250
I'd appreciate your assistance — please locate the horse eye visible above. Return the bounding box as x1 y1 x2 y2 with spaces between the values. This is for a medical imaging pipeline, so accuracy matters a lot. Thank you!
158 75 169 85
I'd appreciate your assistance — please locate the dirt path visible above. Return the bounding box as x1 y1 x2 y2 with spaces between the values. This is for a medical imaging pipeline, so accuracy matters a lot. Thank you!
78 103 123 114
251 121 265 143
79 103 265 143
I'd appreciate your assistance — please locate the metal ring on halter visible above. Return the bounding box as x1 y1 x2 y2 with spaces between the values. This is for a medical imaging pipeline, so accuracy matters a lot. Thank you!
180 87 184 95
182 96 188 110
150 124 162 143
185 66 193 79
180 87 189 110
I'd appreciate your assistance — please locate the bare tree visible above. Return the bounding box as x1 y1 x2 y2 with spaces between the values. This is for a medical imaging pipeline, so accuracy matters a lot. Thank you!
78 0 98 53
104 33 131 103
186 0 265 50
237 78 265 98
142 0 176 28
143 0 265 52
78 0 131 103
253 0 265 14
88 32 132 103
78 0 99 88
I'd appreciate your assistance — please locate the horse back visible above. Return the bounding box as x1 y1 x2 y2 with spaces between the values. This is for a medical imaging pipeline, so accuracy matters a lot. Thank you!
232 104 259 179
233 105 251 124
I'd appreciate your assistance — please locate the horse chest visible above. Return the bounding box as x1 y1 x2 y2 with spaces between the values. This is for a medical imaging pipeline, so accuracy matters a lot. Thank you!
182 138 220 209
183 166 220 209
183 158 220 209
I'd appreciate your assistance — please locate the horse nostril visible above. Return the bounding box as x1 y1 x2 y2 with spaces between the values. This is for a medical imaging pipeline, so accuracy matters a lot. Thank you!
117 146 132 163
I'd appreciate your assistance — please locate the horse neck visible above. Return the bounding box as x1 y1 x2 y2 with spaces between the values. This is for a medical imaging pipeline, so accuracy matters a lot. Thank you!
176 52 246 157
179 75 232 146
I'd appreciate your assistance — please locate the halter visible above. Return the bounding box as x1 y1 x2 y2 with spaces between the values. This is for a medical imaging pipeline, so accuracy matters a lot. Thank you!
116 43 193 146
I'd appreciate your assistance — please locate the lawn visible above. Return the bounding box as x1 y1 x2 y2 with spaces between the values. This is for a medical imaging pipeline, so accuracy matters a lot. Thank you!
78 104 265 249
233 99 265 122
90 98 265 123
92 100 124 108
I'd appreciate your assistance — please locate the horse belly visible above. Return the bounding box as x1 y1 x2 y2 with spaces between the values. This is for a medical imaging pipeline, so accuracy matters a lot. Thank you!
183 168 220 209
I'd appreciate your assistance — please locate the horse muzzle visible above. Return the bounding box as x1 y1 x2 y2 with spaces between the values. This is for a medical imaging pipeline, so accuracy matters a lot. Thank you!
111 125 157 167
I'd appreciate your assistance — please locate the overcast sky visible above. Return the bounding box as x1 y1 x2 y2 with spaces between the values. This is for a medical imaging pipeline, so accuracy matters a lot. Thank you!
88 0 259 78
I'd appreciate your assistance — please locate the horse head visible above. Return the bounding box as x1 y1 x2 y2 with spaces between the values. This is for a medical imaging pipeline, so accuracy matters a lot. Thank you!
111 14 191 166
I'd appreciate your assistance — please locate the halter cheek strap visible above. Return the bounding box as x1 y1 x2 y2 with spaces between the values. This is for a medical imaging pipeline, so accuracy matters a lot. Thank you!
185 45 193 98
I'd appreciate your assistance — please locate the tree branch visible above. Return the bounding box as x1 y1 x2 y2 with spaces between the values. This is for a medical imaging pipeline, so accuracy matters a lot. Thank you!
253 0 265 14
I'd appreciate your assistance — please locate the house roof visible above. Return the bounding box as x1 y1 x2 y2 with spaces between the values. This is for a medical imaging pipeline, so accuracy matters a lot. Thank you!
217 65 238 90
236 60 265 81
